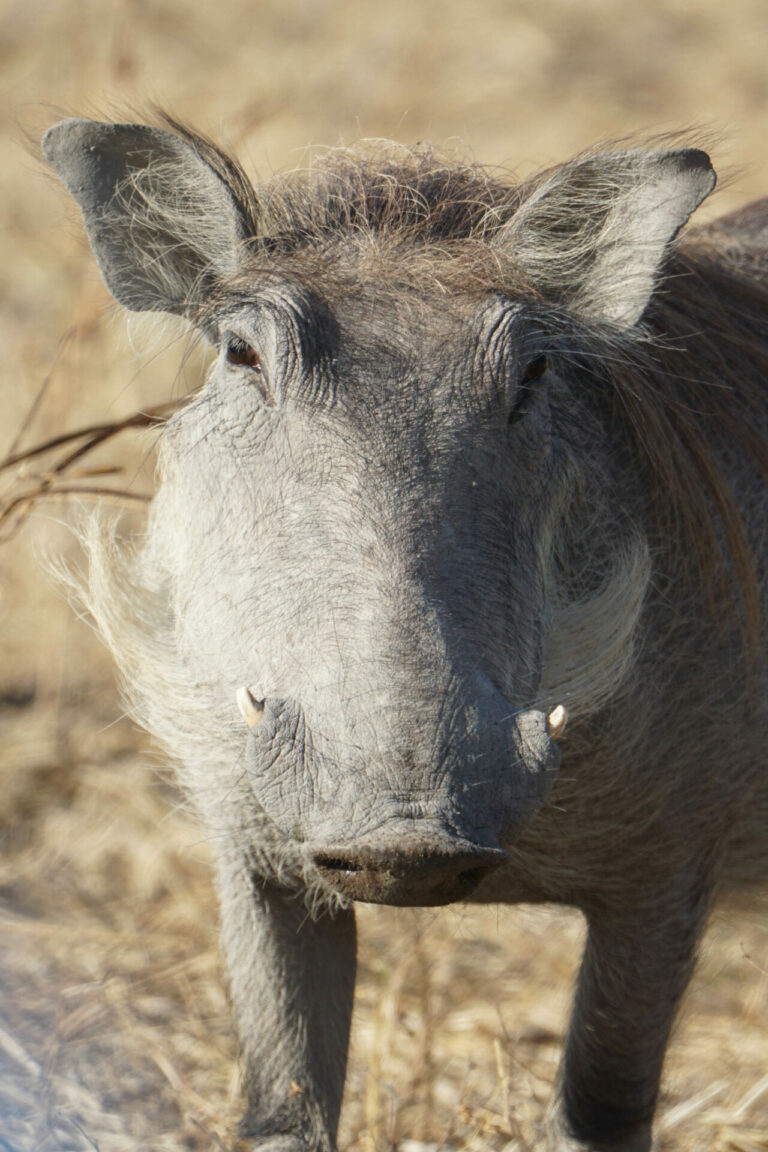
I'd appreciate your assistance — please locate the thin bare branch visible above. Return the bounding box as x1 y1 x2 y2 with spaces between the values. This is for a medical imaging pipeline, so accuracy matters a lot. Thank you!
0 399 182 474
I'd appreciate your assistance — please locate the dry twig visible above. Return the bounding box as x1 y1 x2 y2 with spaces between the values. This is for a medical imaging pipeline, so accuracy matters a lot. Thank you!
0 398 182 540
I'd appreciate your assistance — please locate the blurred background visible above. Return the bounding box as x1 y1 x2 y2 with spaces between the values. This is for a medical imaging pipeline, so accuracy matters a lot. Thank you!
2 1 768 1148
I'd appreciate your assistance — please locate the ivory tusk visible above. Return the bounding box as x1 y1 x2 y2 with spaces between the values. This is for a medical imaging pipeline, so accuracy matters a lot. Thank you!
547 704 568 740
237 686 266 728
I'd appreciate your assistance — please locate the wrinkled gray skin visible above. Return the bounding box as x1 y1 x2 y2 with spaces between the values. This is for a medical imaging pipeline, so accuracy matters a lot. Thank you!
43 119 767 1152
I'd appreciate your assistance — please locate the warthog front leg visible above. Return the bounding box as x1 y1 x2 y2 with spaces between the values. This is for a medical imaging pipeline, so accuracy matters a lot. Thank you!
215 852 357 1152
554 874 712 1151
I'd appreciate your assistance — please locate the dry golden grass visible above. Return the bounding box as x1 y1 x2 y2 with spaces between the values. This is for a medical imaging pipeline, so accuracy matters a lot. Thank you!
2 1 768 1148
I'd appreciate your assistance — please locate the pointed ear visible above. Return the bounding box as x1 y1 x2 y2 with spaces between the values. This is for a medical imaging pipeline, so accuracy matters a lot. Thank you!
497 148 716 329
43 118 255 316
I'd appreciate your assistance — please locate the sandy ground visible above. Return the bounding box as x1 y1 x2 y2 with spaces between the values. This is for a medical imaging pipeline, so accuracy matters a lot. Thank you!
1 1 768 1148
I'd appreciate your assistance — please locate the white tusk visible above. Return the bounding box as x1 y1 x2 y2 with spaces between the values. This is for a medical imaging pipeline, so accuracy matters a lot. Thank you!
237 686 266 728
547 704 568 741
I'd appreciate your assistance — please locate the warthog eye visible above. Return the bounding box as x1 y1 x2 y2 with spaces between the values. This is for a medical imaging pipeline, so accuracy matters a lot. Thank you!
508 355 547 425
522 355 548 383
225 334 262 372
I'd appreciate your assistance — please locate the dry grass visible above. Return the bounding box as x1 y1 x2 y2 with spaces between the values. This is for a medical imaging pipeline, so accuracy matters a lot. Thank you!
2 1 768 1148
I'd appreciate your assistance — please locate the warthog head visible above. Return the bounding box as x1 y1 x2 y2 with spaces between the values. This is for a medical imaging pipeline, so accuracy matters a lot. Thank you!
44 118 714 907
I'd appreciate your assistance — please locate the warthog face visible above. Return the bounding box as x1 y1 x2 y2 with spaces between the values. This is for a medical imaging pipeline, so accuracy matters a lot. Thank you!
150 278 563 902
43 118 714 907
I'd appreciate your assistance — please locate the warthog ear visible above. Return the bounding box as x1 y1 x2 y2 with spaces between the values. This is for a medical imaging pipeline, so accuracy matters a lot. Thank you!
43 118 253 316
498 148 716 329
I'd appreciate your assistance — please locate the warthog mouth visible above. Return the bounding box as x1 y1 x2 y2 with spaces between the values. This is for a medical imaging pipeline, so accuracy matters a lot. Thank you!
311 842 510 906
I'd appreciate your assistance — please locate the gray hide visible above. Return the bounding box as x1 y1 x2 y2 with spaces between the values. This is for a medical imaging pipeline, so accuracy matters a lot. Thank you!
43 118 768 1152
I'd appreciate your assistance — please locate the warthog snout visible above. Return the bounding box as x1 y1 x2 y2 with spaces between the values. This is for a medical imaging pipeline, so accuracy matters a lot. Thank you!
311 840 509 905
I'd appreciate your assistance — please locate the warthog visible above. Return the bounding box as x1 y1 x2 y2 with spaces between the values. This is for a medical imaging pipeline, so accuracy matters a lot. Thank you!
43 116 767 1151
